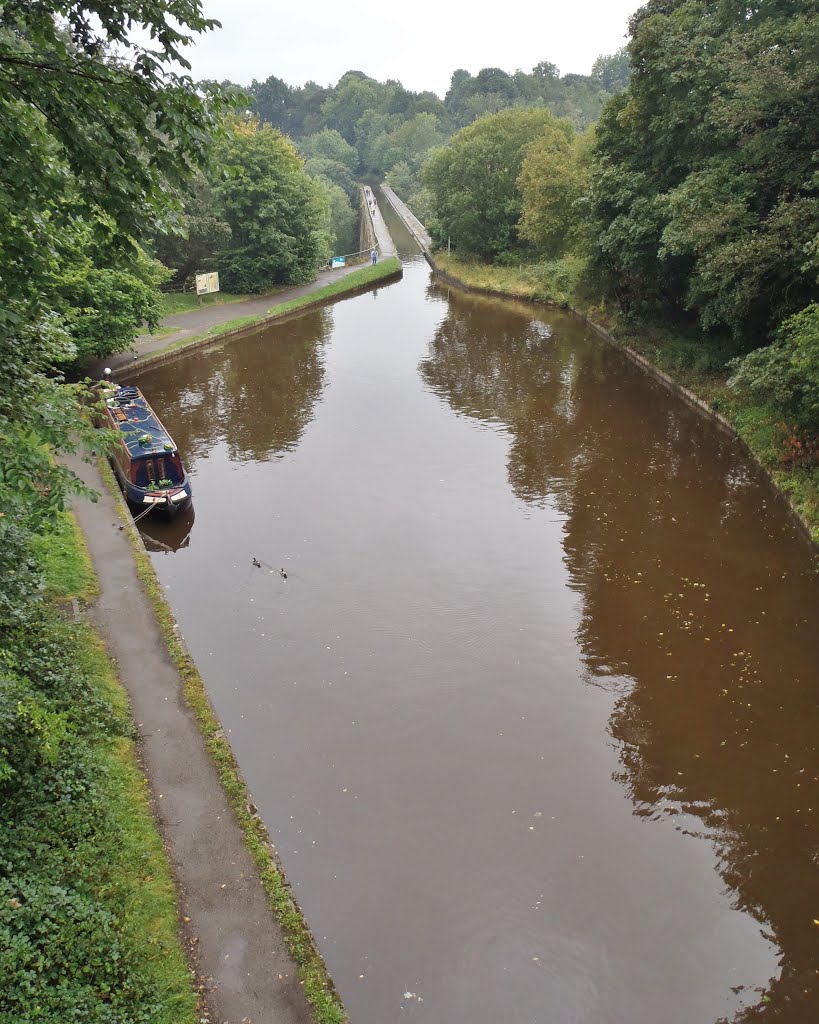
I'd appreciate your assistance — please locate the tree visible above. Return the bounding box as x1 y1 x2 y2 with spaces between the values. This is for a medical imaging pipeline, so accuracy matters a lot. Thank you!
354 109 395 175
320 71 383 143
57 238 172 360
591 0 819 340
214 117 329 292
388 113 444 171
0 1 231 528
0 1 229 312
303 156 357 201
152 172 232 285
250 74 294 133
299 129 359 173
728 304 819 431
385 161 416 200
518 119 588 257
591 48 631 93
317 181 358 257
422 108 557 259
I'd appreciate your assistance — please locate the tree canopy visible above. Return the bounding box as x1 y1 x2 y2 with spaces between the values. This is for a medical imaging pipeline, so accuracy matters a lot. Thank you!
213 118 329 292
243 52 628 200
0 1 231 527
590 0 819 341
422 108 564 259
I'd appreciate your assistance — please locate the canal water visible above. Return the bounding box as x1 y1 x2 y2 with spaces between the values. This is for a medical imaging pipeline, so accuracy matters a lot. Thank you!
135 233 819 1022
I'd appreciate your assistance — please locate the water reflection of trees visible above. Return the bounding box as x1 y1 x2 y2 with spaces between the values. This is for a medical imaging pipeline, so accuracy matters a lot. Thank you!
420 291 819 1021
137 309 332 465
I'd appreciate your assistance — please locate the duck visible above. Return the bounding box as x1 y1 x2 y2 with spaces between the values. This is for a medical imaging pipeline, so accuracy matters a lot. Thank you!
252 557 261 568
279 568 288 579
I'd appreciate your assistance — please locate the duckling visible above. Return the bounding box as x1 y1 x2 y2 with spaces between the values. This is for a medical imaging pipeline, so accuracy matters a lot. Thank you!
279 567 288 579
252 557 261 568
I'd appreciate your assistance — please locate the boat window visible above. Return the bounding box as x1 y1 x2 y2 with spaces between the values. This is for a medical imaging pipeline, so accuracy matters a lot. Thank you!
132 455 182 487
154 456 182 485
133 459 155 487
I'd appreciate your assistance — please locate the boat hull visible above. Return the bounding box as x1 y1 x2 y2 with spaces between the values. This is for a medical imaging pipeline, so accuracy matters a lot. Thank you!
110 458 193 516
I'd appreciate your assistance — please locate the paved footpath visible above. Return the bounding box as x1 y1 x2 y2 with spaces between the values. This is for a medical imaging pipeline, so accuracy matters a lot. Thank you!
67 451 317 1024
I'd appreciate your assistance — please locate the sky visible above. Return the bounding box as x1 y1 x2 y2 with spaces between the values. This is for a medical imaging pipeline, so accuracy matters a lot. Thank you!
172 0 641 98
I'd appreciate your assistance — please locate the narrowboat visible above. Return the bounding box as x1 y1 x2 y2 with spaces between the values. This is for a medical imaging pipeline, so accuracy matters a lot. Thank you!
102 383 192 515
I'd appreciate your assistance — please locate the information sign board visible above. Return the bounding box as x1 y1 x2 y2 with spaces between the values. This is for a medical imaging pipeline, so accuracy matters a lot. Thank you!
196 271 220 295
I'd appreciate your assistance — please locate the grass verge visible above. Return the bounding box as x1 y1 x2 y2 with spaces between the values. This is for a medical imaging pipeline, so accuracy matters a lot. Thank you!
431 252 819 546
158 291 250 317
30 509 98 602
434 252 589 307
146 259 402 362
1 514 199 1024
99 460 347 1024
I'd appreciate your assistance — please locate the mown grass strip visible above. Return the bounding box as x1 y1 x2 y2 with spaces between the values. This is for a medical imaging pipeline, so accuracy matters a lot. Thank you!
30 509 98 602
99 460 348 1024
158 291 250 317
431 253 819 546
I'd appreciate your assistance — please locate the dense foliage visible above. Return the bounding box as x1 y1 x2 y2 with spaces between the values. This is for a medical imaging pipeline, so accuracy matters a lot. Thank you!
422 109 565 260
0 0 234 528
0 6 235 1017
211 118 330 292
591 0 819 346
589 0 819 431
0 525 196 1023
243 58 629 211
420 1 818 440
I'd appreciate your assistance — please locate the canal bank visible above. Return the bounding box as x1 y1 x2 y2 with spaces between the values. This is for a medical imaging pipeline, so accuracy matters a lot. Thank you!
66 451 347 1024
99 257 401 378
379 184 819 548
61 194 404 1024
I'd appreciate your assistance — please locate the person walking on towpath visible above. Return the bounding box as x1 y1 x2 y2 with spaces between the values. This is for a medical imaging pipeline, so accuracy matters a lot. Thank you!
371 247 378 265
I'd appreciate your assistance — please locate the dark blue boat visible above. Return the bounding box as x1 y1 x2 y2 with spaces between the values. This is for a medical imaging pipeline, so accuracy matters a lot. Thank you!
103 384 192 515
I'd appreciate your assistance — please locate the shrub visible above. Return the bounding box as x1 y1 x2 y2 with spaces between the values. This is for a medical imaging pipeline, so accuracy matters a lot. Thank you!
728 304 819 429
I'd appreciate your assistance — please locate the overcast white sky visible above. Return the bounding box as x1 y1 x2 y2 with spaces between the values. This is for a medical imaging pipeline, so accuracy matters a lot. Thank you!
177 0 640 97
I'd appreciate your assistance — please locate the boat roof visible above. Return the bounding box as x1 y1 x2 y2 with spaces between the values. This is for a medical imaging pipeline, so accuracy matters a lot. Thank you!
106 385 179 459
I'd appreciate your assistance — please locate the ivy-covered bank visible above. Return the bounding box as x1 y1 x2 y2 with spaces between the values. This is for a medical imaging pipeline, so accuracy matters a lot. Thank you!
0 513 199 1024
432 253 819 546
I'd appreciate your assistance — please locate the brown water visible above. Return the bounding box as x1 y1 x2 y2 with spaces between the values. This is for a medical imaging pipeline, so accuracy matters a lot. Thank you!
135 255 819 1024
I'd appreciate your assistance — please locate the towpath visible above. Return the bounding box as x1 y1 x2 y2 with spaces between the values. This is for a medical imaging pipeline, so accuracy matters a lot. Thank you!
102 190 399 376
104 261 366 374
67 452 318 1024
364 185 397 258
67 189 401 1020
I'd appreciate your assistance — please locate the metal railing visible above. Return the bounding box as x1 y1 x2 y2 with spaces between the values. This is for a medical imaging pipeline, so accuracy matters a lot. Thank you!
314 244 378 274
